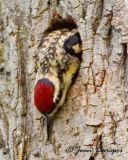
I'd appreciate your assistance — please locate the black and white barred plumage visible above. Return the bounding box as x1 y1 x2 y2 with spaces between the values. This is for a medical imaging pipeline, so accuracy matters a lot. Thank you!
35 28 82 114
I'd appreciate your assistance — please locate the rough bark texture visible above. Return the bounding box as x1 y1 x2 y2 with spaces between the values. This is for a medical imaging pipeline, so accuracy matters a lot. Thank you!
0 0 128 160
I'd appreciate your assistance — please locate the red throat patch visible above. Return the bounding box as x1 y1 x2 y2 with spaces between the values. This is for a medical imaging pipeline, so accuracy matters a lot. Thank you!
34 79 55 114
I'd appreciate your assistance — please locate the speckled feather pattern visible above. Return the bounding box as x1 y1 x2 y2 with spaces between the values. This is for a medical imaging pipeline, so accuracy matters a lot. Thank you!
36 28 81 104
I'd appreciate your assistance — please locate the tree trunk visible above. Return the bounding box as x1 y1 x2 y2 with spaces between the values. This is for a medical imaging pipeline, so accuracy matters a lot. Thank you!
0 0 127 159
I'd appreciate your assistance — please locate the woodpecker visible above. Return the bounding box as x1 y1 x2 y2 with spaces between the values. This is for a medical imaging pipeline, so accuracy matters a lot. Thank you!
34 28 82 140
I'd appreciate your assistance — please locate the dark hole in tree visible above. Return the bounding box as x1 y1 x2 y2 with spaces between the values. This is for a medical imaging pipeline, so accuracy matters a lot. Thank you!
44 16 77 33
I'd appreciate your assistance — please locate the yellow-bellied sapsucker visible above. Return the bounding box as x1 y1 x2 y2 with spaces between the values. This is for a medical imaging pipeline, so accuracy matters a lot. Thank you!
34 28 82 140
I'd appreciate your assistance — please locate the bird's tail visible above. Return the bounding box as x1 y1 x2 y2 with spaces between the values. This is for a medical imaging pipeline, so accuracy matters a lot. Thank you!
44 113 52 141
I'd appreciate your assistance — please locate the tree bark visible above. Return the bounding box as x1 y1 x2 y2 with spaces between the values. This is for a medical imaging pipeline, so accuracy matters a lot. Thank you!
0 0 127 159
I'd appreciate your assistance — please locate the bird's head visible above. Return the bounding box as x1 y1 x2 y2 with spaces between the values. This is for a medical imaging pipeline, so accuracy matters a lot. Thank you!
34 78 55 114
